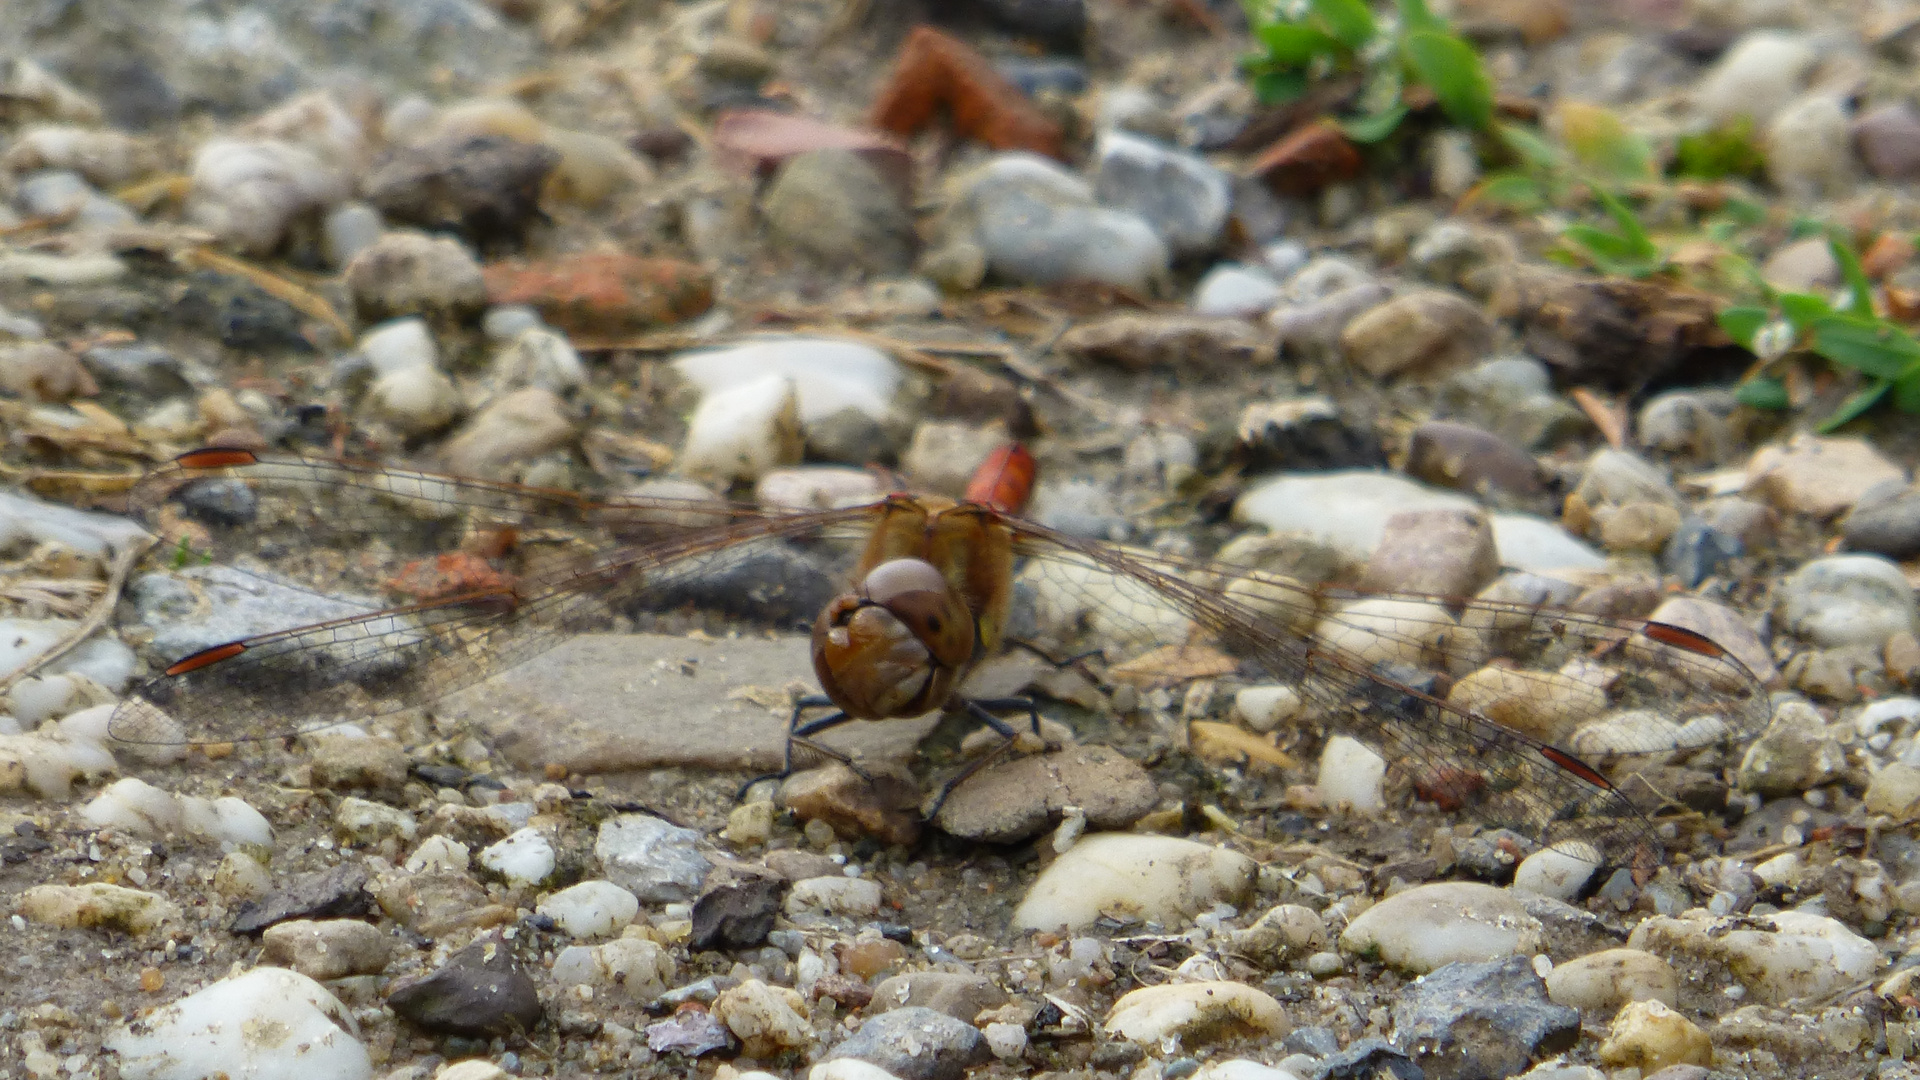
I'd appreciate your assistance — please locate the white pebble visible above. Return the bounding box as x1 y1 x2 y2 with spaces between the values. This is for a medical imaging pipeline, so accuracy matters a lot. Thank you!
366 364 461 436
1511 842 1602 900
1234 685 1302 733
538 880 640 938
186 138 350 255
785 875 882 916
550 936 677 1000
677 373 802 486
7 674 74 724
494 327 586 394
983 1021 1027 1060
404 834 470 873
1316 735 1386 816
1193 264 1283 318
105 967 371 1080
673 336 904 425
1340 882 1544 973
1011 833 1255 932
1626 909 1878 1004
1104 981 1291 1045
357 317 438 374
478 826 556 885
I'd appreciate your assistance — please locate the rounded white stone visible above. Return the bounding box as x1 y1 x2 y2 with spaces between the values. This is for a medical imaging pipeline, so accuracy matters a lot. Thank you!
105 967 371 1080
1316 735 1386 816
537 879 640 938
1011 832 1255 932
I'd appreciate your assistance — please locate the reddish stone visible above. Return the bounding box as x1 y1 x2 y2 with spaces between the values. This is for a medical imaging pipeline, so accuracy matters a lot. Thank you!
1247 120 1363 195
869 26 1064 159
1862 232 1915 280
482 254 713 336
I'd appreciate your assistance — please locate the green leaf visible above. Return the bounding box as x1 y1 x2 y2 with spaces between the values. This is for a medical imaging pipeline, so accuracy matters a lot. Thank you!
1310 0 1376 47
1497 122 1563 171
1395 0 1445 34
1340 103 1410 143
1777 292 1834 329
1252 69 1310 104
1809 314 1920 379
1258 22 1344 64
1717 305 1770 347
1403 30 1493 130
1563 226 1640 260
1815 378 1893 433
1471 172 1549 210
1672 118 1765 180
1828 237 1875 318
1592 187 1655 253
1896 370 1920 414
1734 375 1790 411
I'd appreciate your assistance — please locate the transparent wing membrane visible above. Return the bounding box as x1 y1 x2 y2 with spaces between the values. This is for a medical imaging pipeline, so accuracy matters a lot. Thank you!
114 450 1773 866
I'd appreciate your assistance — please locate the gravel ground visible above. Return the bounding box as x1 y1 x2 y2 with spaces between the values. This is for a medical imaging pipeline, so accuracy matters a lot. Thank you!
0 1 1918 1078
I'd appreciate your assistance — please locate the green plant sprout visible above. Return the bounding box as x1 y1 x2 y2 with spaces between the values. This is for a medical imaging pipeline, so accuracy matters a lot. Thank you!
1239 0 1492 142
1718 235 1920 431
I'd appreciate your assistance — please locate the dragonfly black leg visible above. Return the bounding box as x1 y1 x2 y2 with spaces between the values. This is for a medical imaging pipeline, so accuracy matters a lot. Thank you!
735 695 864 803
924 695 1048 819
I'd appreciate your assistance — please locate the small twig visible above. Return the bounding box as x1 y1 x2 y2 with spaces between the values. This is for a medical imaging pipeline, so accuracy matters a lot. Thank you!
0 533 154 693
1569 386 1628 449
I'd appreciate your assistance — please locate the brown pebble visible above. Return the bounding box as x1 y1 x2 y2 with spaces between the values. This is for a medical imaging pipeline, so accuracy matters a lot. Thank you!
139 967 164 992
840 938 906 980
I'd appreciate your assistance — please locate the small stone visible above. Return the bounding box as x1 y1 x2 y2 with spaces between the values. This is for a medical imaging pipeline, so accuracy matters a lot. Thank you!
983 1021 1026 1061
677 374 804 487
1403 421 1545 503
482 253 714 336
1104 982 1291 1047
104 968 369 1080
1011 833 1255 932
689 876 786 949
0 342 97 402
761 149 916 273
15 882 180 936
645 1006 734 1056
387 932 542 1037
1057 313 1271 372
870 971 1008 1022
842 938 907 979
1316 735 1387 816
261 918 394 980
1759 236 1840 294
367 364 461 436
344 230 487 324
1391 956 1579 1080
1773 554 1918 649
714 979 812 1058
364 134 557 249
1745 435 1906 518
1093 130 1232 257
477 827 556 885
1767 94 1855 199
595 813 712 903
231 864 372 935
1359 508 1498 597
536 880 639 939
785 875 883 917
404 835 471 874
933 744 1157 843
308 734 410 793
1842 485 1920 559
80 344 190 397
1340 289 1492 379
186 138 350 255
1595 1000 1712 1071
871 28 1063 158
1543 948 1679 1012
1340 882 1544 973
1511 843 1603 901
780 763 923 847
1625 909 1878 1004
1854 102 1920 180
438 386 575 479
1193 264 1283 318
943 153 1167 293
829 1006 988 1080
550 937 676 1001
334 796 417 845
322 201 384 267
1692 31 1816 128
494 327 586 395
1231 904 1330 964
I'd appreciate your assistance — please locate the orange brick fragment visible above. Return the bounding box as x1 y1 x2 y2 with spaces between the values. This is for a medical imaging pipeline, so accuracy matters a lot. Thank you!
1247 120 1363 196
870 26 1064 159
483 253 714 336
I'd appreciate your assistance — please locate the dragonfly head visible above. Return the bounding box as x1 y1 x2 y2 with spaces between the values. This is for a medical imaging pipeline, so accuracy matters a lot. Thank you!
812 557 974 719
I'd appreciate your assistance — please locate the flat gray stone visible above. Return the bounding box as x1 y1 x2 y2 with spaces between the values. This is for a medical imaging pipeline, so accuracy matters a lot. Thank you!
438 632 939 775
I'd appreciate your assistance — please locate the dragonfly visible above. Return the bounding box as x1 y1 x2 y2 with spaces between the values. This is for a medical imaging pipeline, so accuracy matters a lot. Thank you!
107 447 1774 868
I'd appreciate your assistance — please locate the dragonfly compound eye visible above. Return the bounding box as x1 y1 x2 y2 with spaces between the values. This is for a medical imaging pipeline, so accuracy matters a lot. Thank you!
856 558 975 669
812 594 957 719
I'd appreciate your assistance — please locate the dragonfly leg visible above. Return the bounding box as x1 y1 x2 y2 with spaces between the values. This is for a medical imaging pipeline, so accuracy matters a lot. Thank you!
924 696 1049 820
734 695 865 803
